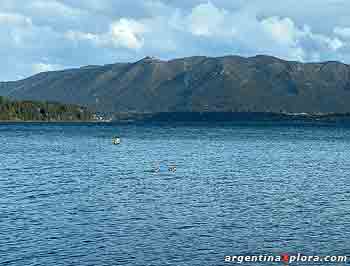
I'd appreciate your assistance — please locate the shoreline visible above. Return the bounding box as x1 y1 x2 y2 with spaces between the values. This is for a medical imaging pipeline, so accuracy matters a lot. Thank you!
0 120 107 123
2 112 350 124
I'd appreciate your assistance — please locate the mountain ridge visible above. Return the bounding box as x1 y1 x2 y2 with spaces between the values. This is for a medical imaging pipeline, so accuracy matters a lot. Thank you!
2 54 350 114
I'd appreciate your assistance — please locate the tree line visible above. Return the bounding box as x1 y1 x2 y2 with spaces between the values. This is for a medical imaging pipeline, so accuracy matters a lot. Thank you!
0 96 93 121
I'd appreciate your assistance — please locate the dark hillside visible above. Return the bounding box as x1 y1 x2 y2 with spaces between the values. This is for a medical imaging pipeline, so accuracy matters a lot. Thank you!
1 55 350 114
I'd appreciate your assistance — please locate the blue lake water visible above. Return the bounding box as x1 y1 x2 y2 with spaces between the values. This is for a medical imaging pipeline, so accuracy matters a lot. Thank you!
1 122 350 266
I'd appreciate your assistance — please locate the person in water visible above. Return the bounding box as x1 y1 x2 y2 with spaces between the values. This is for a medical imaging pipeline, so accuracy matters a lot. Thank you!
149 162 176 173
168 165 176 172
151 162 160 173
112 136 121 145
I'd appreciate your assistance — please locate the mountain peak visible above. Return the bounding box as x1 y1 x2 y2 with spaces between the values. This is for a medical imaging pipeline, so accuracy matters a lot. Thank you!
2 54 350 114
140 56 161 62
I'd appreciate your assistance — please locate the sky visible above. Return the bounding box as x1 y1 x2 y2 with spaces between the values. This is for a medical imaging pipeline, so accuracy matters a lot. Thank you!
1 0 350 81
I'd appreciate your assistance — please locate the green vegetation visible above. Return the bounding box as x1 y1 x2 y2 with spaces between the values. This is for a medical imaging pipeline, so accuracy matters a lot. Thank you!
0 96 93 121
3 55 350 114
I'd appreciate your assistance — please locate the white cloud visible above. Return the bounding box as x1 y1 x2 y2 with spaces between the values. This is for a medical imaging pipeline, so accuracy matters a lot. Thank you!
334 27 350 39
109 18 146 50
2 0 350 80
259 16 346 60
261 17 298 46
64 18 146 50
0 12 32 26
65 30 100 43
0 13 34 48
328 38 344 51
187 2 228 36
169 1 236 38
32 63 63 74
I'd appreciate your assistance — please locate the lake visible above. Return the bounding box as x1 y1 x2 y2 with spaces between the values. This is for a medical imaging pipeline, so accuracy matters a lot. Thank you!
1 122 350 266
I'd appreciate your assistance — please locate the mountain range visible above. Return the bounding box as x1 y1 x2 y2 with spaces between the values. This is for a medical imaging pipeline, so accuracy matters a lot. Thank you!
1 55 350 114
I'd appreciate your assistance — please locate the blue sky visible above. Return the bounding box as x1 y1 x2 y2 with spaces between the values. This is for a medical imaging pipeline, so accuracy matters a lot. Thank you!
1 0 350 81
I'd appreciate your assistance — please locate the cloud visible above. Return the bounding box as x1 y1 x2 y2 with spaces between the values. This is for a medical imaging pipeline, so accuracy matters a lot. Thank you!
109 19 146 49
0 12 32 26
64 18 147 50
1 0 350 81
64 30 100 43
32 63 64 73
259 16 345 60
334 27 350 39
187 2 229 37
28 0 82 18
261 17 298 46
